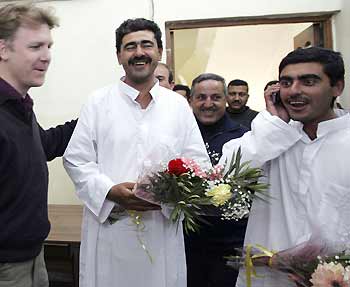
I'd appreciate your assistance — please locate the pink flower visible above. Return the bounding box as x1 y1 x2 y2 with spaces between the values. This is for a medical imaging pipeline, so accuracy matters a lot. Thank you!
208 164 224 180
310 262 350 287
181 158 207 178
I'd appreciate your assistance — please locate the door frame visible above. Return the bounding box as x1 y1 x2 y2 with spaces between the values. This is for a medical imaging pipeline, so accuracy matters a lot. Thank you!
165 11 339 74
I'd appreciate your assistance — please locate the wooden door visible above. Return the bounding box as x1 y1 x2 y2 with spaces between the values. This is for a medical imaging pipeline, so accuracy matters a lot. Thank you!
293 23 323 49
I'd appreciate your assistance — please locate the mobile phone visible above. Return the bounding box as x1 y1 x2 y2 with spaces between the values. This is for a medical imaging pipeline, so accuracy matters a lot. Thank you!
272 91 281 105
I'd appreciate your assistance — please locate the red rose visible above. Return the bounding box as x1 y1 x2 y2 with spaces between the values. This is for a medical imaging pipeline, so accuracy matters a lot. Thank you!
167 159 190 175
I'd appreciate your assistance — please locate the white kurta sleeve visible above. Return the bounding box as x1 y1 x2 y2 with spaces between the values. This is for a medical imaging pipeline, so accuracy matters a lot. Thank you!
219 110 302 169
63 98 115 223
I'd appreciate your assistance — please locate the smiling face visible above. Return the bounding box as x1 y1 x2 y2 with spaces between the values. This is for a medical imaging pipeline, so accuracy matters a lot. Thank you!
0 24 53 95
117 30 162 87
279 62 343 126
190 79 227 125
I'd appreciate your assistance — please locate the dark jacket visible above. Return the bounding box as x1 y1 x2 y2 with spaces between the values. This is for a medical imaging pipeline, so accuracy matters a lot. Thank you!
197 113 248 165
226 106 259 130
0 78 76 262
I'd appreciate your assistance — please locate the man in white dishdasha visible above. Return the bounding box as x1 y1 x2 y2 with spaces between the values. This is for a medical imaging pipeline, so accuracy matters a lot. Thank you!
63 18 210 287
220 47 350 287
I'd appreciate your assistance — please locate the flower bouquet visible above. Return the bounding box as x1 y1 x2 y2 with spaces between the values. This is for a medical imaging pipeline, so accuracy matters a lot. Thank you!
107 147 268 262
226 179 350 287
134 147 269 234
283 252 350 287
262 239 350 287
268 216 350 287
226 238 350 287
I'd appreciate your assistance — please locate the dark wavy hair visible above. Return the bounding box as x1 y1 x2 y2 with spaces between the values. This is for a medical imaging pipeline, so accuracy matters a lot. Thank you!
115 18 162 53
279 47 344 87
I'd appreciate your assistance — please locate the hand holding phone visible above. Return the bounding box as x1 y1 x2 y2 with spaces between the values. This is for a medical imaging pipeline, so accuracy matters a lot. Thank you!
264 84 289 122
272 91 281 105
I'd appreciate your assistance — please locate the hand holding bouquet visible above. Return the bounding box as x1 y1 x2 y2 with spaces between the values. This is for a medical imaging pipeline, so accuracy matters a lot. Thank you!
226 185 350 287
271 246 350 287
134 147 269 234
226 241 350 287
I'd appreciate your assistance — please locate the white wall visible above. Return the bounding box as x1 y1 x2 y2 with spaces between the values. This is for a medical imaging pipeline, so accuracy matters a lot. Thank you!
29 0 345 204
335 0 350 108
154 0 342 22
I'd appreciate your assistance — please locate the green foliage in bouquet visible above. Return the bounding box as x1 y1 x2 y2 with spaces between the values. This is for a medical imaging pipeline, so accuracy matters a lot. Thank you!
143 170 212 234
210 147 269 221
224 147 269 198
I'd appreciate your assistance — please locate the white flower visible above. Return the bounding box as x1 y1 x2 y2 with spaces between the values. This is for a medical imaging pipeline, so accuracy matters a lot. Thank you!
205 184 232 207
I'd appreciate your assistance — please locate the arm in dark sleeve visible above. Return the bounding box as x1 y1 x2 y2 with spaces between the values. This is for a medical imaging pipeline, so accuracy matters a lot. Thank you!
0 133 13 190
0 136 8 178
39 119 77 161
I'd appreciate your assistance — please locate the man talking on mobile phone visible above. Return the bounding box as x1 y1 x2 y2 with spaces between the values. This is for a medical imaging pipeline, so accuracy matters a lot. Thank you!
219 47 349 287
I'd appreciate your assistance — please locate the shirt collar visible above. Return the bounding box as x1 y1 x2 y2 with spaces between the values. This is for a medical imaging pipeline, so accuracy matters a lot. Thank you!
317 113 350 138
0 77 34 116
290 113 350 140
118 77 161 103
0 77 23 104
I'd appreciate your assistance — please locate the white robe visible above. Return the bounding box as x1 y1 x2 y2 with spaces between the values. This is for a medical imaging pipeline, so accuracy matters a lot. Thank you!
220 110 350 287
63 80 210 287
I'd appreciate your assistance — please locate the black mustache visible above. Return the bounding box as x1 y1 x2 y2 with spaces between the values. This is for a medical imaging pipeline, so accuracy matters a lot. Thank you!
200 107 217 112
288 95 309 102
128 56 152 65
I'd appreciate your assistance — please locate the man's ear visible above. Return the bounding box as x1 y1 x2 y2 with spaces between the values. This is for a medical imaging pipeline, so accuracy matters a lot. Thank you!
158 48 163 61
188 96 193 106
333 80 345 98
116 50 121 65
0 39 9 61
